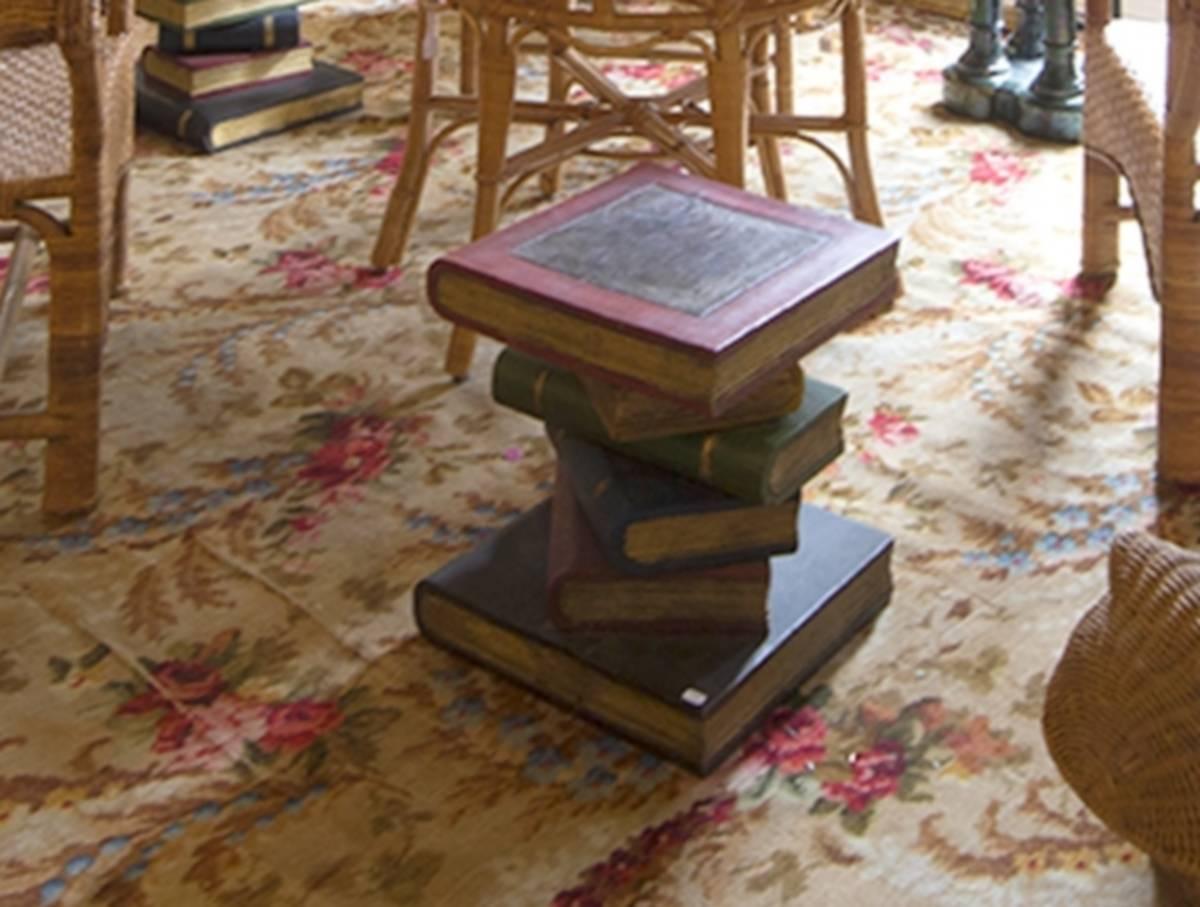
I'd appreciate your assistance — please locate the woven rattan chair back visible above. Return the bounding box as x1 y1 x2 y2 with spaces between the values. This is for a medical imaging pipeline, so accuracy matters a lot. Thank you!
0 0 140 516
371 0 884 379
1044 531 1200 905
1079 0 1200 484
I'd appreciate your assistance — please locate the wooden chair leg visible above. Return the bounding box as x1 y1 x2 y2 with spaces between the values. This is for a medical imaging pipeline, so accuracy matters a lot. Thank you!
1080 149 1121 289
538 47 571 197
42 243 106 516
444 12 517 380
751 25 787 201
773 16 795 117
842 0 883 226
707 25 749 188
372 1 440 269
111 166 130 296
459 10 477 95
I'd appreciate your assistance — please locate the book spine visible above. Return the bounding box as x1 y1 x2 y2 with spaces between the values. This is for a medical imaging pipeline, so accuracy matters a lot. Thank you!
493 349 778 503
135 79 215 152
550 435 638 571
158 10 302 54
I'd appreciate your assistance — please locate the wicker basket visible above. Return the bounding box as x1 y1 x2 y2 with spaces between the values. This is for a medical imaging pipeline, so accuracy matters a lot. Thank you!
1043 530 1200 903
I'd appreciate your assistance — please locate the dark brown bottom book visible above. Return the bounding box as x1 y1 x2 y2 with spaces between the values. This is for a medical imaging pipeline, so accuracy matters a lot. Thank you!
414 501 893 775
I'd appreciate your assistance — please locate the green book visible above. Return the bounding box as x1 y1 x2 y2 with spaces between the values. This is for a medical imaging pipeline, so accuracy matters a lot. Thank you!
492 348 847 504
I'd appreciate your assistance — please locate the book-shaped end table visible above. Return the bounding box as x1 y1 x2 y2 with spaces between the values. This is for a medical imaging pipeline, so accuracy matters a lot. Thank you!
416 163 899 775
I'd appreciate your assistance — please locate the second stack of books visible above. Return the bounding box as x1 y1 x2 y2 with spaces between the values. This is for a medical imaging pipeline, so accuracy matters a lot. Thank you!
134 0 364 153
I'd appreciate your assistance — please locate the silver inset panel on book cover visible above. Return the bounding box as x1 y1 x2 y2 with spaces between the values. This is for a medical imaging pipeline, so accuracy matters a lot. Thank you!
513 184 829 318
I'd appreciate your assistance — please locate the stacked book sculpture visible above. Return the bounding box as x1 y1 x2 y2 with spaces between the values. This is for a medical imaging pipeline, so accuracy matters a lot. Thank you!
416 164 901 774
134 0 363 152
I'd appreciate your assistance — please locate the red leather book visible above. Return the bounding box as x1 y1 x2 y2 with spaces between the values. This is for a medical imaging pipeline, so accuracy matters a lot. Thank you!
427 163 900 416
546 465 770 635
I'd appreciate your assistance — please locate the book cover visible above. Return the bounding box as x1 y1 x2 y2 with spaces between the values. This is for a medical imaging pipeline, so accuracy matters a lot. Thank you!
547 466 770 633
428 163 899 415
141 44 313 98
157 8 303 54
551 430 800 573
492 348 847 504
582 363 805 443
136 61 363 154
414 501 894 774
137 0 305 29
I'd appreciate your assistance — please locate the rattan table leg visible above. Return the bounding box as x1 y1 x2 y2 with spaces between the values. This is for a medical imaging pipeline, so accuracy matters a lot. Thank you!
372 1 441 269
708 25 749 188
1080 150 1121 286
842 0 883 226
751 25 787 200
445 10 517 380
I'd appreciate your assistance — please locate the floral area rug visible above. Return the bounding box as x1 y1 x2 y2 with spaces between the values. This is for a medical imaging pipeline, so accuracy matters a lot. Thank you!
1 2 1194 904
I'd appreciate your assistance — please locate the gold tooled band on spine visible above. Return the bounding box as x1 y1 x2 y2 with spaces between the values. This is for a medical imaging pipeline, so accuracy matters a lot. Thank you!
698 434 718 482
532 369 549 413
263 15 276 48
183 29 196 51
176 110 194 139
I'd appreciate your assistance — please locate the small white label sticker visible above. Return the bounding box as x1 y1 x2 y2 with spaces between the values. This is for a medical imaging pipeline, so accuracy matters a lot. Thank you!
681 688 708 707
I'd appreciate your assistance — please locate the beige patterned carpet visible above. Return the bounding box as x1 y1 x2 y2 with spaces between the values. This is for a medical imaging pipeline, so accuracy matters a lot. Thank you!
1 3 1194 904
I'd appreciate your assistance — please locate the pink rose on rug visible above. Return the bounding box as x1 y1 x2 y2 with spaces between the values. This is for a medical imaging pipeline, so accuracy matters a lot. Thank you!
740 705 828 773
119 659 226 714
152 710 196 753
822 738 907 813
298 414 395 490
195 694 270 745
340 49 409 79
258 699 344 753
868 407 919 446
375 142 405 176
960 259 1046 306
969 149 1030 186
263 249 347 292
151 710 231 772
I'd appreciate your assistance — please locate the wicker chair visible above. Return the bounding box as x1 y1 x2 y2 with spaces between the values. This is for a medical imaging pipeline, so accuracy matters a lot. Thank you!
0 0 140 515
1079 0 1200 485
371 0 884 379
1043 531 1200 905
